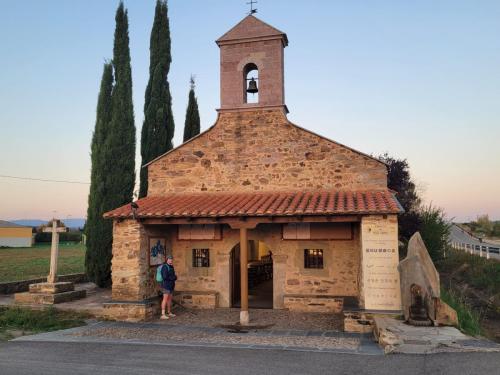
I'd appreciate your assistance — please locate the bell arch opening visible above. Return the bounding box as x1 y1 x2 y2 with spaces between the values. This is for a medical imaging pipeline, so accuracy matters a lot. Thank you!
243 63 259 104
230 239 273 309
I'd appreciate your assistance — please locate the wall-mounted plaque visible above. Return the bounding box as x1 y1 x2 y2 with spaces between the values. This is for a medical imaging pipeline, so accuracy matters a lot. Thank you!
149 238 166 266
360 216 401 311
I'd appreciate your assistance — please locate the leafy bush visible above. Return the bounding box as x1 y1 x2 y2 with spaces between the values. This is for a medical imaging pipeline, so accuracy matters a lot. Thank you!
35 231 82 243
440 288 482 336
419 204 451 262
437 248 500 296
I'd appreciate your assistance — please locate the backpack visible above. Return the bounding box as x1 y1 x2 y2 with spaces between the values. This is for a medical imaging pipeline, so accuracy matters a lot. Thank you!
156 264 165 283
156 264 171 283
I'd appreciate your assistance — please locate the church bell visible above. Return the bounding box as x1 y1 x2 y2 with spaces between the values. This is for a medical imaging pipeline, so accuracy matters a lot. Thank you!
246 78 258 94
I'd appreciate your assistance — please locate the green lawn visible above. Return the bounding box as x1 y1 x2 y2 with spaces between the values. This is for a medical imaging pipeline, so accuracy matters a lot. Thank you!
0 306 88 341
0 243 86 283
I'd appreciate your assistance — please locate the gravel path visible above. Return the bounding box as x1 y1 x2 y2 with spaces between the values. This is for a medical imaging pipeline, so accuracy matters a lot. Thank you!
69 308 355 351
154 307 344 331
73 325 359 350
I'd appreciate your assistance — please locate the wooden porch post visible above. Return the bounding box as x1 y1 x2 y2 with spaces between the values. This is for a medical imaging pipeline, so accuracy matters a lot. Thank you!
240 227 249 325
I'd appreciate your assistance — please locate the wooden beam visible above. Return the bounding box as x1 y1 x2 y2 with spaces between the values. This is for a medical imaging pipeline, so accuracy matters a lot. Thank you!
140 215 361 226
240 227 249 325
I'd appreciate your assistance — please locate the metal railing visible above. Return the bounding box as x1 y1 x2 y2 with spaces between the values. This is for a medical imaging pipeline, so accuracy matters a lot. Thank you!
450 241 500 259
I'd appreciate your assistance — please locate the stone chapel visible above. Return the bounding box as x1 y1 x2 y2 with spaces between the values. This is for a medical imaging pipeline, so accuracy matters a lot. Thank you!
104 15 403 324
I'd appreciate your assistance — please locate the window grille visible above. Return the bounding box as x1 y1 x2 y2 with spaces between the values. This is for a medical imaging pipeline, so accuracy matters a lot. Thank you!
192 248 210 267
304 249 323 269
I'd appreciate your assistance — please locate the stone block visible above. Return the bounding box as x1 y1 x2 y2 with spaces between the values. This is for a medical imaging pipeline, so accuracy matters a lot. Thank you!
29 282 74 294
102 300 160 322
398 232 453 325
14 289 86 305
436 299 458 327
173 291 218 309
283 294 343 313
343 311 374 333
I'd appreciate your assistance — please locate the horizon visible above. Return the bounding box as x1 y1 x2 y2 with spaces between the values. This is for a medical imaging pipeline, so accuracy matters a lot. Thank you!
0 1 499 222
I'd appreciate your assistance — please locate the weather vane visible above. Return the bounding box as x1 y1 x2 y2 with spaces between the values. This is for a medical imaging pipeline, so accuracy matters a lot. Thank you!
247 0 258 15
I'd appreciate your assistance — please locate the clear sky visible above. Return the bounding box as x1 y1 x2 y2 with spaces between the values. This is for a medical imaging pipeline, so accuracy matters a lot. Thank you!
0 0 499 222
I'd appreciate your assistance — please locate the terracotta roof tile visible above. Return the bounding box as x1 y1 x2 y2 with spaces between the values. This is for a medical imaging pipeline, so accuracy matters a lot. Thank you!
104 190 403 219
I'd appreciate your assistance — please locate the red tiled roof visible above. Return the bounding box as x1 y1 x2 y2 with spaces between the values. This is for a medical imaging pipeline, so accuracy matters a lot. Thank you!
104 190 402 219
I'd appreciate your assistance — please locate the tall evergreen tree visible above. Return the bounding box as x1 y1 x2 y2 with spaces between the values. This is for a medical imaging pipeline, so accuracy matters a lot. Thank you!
139 0 174 197
183 76 200 142
91 2 136 287
85 63 114 285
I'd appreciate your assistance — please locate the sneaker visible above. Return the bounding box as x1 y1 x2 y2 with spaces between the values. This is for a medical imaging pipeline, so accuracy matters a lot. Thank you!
168 313 176 317
160 314 169 320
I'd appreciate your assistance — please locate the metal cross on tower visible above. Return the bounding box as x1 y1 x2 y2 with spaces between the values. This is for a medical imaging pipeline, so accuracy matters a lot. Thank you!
247 0 258 14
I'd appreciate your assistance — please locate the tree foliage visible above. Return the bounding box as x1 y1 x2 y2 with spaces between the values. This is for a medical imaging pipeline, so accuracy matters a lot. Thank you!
379 153 422 245
183 76 201 142
379 153 451 261
139 0 174 198
85 63 114 285
419 204 451 261
86 2 136 287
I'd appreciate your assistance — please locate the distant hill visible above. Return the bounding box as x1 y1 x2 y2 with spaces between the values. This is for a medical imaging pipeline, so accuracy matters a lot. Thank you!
11 218 86 229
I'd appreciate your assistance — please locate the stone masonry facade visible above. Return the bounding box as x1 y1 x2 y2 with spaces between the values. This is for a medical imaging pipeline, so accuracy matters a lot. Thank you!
106 14 401 321
147 108 387 195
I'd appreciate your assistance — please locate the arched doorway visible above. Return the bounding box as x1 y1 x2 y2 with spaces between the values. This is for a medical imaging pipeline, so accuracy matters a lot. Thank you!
230 240 273 309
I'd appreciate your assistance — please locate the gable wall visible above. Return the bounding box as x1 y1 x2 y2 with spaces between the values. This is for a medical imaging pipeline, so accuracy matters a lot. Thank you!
147 109 387 195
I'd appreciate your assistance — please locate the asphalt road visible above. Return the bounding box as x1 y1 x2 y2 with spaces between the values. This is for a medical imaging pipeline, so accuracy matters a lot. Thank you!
449 224 500 259
1 341 500 375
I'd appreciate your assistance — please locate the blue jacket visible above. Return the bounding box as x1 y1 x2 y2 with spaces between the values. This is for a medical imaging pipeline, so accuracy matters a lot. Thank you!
161 264 177 290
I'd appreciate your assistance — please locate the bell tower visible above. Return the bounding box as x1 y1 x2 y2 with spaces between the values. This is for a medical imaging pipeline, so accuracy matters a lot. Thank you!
216 15 288 112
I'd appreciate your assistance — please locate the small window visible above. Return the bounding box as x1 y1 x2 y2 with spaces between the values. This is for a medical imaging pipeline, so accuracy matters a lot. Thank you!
304 249 323 269
192 249 210 267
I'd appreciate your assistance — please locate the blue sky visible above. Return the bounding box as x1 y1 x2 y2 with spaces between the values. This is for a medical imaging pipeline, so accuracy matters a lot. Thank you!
0 0 499 221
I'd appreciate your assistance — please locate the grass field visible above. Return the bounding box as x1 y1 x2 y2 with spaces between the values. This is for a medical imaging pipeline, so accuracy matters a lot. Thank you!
0 243 86 283
0 306 88 341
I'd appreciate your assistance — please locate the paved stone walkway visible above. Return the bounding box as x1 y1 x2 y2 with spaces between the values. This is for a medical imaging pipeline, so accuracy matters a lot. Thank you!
374 317 500 354
13 320 382 355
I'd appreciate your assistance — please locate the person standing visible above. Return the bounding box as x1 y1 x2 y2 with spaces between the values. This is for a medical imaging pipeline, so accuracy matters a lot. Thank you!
160 255 177 319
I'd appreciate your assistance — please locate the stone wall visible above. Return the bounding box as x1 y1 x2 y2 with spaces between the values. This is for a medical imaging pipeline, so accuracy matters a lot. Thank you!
147 109 387 195
283 295 344 313
103 300 160 322
111 219 149 301
219 38 285 109
116 221 362 310
174 291 218 309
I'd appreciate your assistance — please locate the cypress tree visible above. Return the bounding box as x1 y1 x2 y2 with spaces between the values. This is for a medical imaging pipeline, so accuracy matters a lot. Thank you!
85 63 114 285
92 2 135 287
139 0 174 198
183 76 201 142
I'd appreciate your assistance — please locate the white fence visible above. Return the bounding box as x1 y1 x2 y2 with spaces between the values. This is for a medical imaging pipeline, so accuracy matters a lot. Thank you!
450 241 500 260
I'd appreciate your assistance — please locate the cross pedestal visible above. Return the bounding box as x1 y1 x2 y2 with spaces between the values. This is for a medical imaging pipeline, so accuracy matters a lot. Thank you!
14 219 86 305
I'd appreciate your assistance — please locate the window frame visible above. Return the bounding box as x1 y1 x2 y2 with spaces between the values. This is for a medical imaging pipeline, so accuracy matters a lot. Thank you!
304 248 324 269
192 248 210 268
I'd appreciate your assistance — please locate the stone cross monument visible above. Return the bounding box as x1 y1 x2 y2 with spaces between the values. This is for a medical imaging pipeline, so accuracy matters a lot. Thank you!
43 219 67 283
14 218 86 305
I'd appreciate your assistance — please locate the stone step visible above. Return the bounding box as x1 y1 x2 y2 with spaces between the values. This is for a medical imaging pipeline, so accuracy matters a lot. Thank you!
15 289 86 305
29 282 75 294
